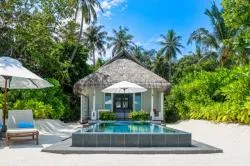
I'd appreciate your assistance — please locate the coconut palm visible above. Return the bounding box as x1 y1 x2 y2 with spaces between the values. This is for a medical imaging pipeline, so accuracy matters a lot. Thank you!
71 0 102 62
188 2 231 65
132 45 155 69
152 53 168 79
159 30 184 80
107 26 135 57
188 28 218 59
83 22 107 65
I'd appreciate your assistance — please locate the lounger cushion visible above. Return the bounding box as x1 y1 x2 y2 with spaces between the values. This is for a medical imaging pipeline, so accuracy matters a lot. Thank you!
17 122 34 128
7 128 38 134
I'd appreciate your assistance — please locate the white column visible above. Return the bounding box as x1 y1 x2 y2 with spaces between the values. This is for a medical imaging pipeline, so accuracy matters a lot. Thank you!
92 87 96 120
133 93 135 111
80 95 83 123
160 92 164 121
111 93 113 112
150 89 154 120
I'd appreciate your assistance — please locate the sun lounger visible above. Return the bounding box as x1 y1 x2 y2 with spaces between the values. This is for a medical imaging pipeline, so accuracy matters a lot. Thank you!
6 110 39 145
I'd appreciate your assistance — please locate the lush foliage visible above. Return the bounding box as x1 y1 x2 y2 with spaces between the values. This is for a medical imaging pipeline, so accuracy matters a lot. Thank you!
165 65 250 124
0 0 92 121
13 100 53 119
83 22 107 65
0 0 249 125
129 111 150 121
99 112 116 121
188 2 233 66
108 26 135 56
222 0 250 64
159 30 183 80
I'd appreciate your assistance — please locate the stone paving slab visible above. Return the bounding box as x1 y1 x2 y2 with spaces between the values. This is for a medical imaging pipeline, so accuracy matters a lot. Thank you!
41 138 223 154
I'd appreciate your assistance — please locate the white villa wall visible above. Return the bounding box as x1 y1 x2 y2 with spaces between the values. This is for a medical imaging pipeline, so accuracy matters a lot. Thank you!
141 89 151 112
83 88 164 121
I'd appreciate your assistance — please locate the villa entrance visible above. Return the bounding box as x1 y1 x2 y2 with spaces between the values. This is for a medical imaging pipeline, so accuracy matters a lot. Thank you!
113 94 133 119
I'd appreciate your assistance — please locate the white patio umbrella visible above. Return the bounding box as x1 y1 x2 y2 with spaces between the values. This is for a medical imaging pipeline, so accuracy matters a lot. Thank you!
102 81 147 94
0 56 52 130
102 81 147 120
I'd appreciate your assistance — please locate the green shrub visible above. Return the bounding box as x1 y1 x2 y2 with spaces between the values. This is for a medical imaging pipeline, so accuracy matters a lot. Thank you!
6 78 67 120
129 110 149 121
165 65 250 125
99 111 116 120
13 99 53 119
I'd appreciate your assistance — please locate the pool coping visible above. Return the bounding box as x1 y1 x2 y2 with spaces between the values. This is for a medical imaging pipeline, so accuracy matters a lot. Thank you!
83 121 191 134
73 121 192 147
41 138 223 154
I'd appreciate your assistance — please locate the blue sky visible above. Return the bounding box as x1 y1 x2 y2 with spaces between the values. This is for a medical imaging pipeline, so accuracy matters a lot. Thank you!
97 0 222 58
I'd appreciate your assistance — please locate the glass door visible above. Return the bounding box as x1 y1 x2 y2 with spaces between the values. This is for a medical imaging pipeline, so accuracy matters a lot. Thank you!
113 94 132 119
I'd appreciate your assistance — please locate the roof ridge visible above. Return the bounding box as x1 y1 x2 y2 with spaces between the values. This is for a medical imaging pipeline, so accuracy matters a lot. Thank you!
103 51 144 67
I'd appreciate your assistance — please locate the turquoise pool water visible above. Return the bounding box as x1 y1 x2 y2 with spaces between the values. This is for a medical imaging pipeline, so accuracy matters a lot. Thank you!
85 121 182 134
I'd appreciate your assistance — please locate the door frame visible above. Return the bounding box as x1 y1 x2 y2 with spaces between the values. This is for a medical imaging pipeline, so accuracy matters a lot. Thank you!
113 93 133 113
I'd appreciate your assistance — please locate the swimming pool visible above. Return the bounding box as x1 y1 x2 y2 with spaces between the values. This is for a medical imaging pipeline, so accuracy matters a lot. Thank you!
72 121 191 147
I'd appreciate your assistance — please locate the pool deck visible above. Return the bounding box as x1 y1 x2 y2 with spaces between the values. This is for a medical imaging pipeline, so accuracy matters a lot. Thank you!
42 138 223 154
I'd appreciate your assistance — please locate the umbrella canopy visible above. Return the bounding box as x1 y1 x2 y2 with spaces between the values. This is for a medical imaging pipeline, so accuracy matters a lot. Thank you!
0 57 51 89
102 81 147 94
0 56 52 129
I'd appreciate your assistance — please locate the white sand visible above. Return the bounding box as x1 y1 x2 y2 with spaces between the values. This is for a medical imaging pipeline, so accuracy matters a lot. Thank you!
0 120 250 166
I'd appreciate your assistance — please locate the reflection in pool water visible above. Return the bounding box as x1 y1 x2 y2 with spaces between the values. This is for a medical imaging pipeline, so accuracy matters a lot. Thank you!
86 122 180 133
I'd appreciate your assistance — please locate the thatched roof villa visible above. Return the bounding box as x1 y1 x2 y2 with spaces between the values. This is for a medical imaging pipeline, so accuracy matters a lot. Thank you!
74 52 170 122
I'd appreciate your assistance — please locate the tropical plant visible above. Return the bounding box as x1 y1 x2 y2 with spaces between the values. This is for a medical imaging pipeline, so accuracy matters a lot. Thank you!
71 0 102 62
132 45 144 59
13 100 54 119
107 26 135 57
222 0 250 65
132 45 155 69
159 30 183 81
0 0 92 121
83 22 107 65
187 28 218 58
99 112 116 120
152 53 169 79
188 2 232 66
165 65 250 124
129 111 149 121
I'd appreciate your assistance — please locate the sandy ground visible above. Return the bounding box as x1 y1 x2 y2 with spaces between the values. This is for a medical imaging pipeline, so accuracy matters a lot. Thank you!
0 119 250 166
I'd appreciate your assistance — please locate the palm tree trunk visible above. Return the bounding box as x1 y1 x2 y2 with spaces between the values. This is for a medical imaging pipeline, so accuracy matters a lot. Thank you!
70 7 84 63
74 0 79 21
168 60 172 82
92 47 96 66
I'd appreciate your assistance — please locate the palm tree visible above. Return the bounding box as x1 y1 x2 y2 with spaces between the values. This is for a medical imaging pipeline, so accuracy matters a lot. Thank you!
83 22 107 65
107 26 135 57
188 2 231 65
71 0 102 62
159 30 184 81
188 28 218 60
132 46 155 69
152 53 168 79
132 45 144 57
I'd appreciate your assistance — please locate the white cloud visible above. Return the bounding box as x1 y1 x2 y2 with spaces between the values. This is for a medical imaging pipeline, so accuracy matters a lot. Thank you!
101 0 126 10
140 35 161 50
103 10 112 17
100 0 127 17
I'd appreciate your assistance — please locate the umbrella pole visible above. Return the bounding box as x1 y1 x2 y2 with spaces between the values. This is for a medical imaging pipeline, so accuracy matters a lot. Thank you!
123 88 126 121
3 77 7 127
1 77 8 137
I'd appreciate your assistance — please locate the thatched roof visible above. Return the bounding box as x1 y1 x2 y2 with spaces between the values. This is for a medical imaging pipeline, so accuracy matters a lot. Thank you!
74 52 170 95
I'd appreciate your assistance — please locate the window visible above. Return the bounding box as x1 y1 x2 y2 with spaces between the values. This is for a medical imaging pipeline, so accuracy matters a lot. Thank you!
104 93 112 110
134 93 142 111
